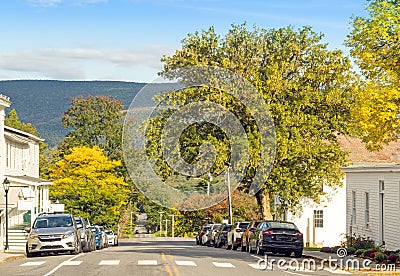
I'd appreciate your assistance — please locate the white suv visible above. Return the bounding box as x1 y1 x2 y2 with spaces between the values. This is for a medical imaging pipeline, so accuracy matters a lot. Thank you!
26 213 82 257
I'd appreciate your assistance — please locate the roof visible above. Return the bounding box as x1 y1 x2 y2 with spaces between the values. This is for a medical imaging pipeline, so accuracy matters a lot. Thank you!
4 125 44 142
5 175 52 186
338 135 400 165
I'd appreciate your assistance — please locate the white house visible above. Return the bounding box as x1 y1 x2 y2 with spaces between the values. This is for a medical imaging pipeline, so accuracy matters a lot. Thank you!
0 94 52 251
289 136 400 248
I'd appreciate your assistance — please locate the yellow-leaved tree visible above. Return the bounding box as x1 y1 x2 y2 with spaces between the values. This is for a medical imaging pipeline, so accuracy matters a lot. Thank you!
49 146 128 227
346 0 400 150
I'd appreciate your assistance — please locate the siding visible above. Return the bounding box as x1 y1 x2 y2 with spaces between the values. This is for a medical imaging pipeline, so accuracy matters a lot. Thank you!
346 171 400 251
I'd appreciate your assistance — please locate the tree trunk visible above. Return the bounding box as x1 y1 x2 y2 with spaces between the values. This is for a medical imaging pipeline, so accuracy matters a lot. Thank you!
255 189 273 220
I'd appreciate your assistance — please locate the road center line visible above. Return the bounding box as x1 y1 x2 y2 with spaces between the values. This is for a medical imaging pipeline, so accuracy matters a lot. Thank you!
43 253 84 276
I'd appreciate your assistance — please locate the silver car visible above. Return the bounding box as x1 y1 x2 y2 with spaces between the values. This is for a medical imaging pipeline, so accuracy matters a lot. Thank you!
26 213 82 257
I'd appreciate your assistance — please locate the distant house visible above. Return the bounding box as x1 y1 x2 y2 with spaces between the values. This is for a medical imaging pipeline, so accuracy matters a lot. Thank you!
289 136 400 249
0 94 52 250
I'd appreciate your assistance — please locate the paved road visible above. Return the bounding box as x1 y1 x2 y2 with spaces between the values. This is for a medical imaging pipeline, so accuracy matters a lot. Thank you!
0 238 352 276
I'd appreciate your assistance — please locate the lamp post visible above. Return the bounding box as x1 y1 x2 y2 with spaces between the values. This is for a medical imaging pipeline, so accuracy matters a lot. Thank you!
3 178 10 251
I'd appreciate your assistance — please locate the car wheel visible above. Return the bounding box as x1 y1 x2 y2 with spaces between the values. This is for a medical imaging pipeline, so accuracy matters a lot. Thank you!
241 241 246 252
284 252 292 257
256 243 264 255
26 244 35 258
248 242 255 254
294 250 302 258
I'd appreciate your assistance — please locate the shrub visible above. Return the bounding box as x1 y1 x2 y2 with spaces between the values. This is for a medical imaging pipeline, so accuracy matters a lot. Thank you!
364 249 377 259
320 247 332 253
374 252 387 263
346 247 356 255
331 246 340 253
355 249 366 256
387 254 399 264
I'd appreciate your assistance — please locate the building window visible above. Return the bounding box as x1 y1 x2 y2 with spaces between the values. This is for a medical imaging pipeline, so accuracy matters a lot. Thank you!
352 191 356 225
365 192 370 228
379 180 384 193
314 210 323 228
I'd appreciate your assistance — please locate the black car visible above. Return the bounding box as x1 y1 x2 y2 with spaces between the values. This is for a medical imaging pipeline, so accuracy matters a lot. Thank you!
248 221 303 257
214 224 232 248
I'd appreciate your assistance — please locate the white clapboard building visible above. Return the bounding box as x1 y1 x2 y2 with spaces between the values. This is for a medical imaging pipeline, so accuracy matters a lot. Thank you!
0 94 53 250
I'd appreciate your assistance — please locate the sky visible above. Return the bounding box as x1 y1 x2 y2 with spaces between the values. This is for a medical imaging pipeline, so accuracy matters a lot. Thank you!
0 0 368 82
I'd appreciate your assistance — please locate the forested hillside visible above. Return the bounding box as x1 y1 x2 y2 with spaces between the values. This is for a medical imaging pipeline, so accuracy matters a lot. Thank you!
0 80 145 147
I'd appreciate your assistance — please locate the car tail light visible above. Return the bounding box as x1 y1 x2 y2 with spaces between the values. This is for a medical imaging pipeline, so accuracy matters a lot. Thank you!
262 229 273 236
295 231 303 237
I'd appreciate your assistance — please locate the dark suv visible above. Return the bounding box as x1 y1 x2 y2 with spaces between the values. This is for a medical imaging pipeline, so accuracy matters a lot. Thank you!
26 213 82 257
74 217 96 252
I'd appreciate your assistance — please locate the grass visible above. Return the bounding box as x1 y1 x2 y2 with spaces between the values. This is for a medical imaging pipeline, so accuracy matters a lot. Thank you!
304 247 322 251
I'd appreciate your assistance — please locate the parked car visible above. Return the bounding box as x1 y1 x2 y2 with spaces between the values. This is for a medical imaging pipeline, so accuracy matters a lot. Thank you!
196 225 211 245
201 226 212 245
227 221 250 250
25 213 82 257
90 225 108 249
247 221 303 257
241 221 262 252
105 230 118 246
206 224 222 246
214 224 232 248
75 216 96 252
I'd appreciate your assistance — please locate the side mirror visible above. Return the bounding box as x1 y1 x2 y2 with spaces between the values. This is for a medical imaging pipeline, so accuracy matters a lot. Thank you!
24 226 31 233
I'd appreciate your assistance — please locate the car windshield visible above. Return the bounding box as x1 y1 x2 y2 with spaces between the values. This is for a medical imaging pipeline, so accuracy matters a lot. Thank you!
90 226 99 233
105 230 113 235
33 216 73 228
74 218 83 229
266 222 297 230
239 222 250 229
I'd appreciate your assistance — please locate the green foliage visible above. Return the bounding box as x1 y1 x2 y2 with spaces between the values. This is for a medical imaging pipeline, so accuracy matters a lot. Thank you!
59 95 124 161
49 146 129 227
355 248 366 256
346 247 356 255
374 252 387 263
346 0 400 150
150 23 356 216
5 109 39 136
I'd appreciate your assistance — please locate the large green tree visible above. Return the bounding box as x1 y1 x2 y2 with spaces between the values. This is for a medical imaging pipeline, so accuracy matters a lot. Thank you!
59 95 124 161
49 146 129 227
147 24 356 219
346 0 400 150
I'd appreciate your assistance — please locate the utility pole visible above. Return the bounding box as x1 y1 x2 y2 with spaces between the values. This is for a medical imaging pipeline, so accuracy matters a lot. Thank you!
207 172 212 196
169 214 175 237
164 219 169 237
158 211 164 237
130 211 133 235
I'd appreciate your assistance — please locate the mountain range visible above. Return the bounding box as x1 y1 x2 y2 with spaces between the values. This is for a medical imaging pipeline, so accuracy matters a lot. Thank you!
0 80 146 147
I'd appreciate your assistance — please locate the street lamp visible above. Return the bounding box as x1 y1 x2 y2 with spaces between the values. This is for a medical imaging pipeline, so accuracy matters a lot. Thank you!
3 178 10 251
225 162 233 225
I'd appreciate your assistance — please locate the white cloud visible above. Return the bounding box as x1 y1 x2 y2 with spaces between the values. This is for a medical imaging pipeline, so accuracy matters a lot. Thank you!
27 0 108 7
0 46 174 80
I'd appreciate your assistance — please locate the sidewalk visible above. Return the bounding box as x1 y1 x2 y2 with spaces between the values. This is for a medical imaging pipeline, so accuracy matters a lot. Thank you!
0 250 26 264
